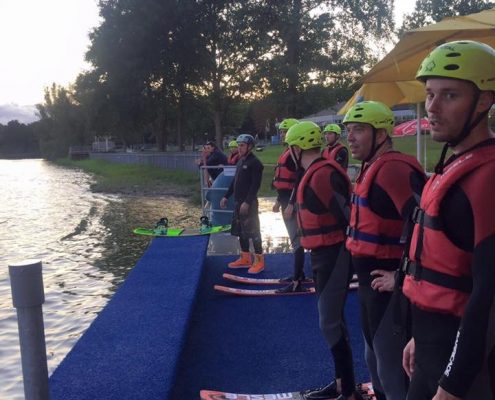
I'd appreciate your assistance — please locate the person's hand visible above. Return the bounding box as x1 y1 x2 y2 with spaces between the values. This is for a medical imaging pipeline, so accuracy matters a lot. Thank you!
220 197 228 209
283 204 294 219
272 200 280 213
240 202 250 215
432 387 461 400
370 269 395 292
402 338 415 378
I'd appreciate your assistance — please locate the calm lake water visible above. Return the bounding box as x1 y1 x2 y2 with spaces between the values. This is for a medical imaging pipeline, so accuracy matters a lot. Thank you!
0 159 289 399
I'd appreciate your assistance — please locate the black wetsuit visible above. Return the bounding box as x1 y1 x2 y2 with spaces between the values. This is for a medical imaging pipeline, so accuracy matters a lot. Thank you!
225 152 264 253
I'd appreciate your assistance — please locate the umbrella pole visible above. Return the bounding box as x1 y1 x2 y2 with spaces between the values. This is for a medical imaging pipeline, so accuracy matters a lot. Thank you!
416 103 423 165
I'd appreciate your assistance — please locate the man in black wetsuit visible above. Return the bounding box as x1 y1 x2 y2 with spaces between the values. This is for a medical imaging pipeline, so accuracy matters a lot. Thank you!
343 101 426 400
220 134 265 274
402 40 495 400
285 121 363 400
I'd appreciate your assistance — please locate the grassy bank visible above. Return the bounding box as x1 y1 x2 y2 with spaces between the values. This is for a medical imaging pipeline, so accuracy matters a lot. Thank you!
56 158 203 203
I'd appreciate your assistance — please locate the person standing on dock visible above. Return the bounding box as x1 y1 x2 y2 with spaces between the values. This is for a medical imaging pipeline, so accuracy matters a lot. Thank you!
402 40 495 400
343 101 426 400
272 118 308 292
321 123 349 170
220 134 265 274
285 121 363 400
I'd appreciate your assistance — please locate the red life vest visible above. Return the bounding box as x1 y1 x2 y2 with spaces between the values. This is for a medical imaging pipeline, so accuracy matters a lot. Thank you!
272 149 297 190
322 143 346 162
296 158 351 249
227 152 240 165
403 146 495 317
346 151 424 259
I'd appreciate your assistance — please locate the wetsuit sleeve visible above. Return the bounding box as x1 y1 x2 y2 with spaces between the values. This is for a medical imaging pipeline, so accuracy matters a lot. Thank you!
374 160 425 220
335 147 349 170
438 164 495 397
244 159 263 205
224 180 234 199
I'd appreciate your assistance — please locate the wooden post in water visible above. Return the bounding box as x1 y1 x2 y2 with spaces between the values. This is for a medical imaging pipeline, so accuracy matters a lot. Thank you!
9 260 50 400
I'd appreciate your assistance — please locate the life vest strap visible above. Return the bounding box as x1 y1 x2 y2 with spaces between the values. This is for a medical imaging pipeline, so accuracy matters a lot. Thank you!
402 258 472 293
300 225 344 236
346 227 402 245
411 206 443 230
350 193 369 207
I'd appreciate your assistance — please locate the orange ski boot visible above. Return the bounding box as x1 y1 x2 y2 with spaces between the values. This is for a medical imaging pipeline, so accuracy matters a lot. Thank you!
228 251 252 269
248 254 265 274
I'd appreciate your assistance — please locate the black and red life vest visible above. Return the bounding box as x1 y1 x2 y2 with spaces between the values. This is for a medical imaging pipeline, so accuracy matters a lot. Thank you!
272 149 297 191
322 143 346 162
403 146 495 317
296 158 351 249
346 152 424 259
227 152 240 165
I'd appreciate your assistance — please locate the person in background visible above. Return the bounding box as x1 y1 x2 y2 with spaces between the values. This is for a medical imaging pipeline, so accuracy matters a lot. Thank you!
321 123 349 170
343 101 426 400
220 134 265 274
402 40 495 400
286 121 362 400
227 140 240 165
196 140 228 185
272 118 308 292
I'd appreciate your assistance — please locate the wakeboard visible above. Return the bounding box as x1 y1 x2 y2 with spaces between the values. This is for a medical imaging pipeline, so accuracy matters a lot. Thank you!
133 216 230 237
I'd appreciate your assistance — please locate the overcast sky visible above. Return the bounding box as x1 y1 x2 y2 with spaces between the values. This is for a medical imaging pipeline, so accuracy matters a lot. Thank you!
0 0 415 121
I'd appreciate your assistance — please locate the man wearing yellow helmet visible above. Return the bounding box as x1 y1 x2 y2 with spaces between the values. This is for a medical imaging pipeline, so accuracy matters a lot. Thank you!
227 140 240 165
321 123 349 169
401 40 495 400
343 101 426 400
286 121 363 400
271 118 307 289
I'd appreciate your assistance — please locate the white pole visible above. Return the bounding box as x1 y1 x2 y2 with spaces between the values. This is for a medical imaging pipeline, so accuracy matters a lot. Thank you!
9 260 50 400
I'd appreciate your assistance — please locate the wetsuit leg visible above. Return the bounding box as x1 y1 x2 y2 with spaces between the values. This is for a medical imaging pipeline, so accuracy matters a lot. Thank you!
311 243 356 396
281 201 305 280
239 200 262 254
354 258 408 400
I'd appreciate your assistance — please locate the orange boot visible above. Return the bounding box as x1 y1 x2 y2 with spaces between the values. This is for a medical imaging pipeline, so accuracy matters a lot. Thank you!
248 254 265 274
228 251 252 269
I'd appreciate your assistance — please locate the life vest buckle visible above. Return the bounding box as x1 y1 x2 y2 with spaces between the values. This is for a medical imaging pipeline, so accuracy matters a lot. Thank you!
346 226 355 239
403 258 422 281
411 206 424 224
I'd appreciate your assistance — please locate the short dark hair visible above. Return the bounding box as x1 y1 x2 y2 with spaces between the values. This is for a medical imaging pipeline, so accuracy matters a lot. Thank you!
205 140 216 147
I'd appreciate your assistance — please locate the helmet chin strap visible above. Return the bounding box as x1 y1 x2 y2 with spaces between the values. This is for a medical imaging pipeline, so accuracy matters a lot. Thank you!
363 128 388 165
289 146 303 169
435 90 490 174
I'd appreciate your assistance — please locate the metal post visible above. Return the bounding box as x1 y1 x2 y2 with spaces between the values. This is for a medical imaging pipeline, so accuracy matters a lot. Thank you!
9 260 50 400
416 102 423 165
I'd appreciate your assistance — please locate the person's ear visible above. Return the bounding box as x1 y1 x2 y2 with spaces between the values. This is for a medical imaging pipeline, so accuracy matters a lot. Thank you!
477 91 495 113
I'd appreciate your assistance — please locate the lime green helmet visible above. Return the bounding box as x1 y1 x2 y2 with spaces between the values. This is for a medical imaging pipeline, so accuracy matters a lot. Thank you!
323 123 341 135
285 121 323 150
228 140 238 148
416 40 495 91
279 118 299 131
343 101 394 135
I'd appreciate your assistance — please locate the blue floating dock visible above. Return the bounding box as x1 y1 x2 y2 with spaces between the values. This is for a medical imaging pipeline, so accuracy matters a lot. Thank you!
50 236 367 399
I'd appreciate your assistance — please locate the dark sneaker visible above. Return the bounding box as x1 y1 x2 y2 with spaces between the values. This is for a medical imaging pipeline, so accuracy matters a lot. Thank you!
302 381 339 399
279 276 313 284
276 281 310 294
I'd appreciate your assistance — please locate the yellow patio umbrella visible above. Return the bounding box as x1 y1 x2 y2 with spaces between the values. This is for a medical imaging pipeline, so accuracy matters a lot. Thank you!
338 7 495 165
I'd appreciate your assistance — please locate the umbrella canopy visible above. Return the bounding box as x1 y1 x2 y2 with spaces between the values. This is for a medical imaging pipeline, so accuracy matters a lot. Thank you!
393 118 430 137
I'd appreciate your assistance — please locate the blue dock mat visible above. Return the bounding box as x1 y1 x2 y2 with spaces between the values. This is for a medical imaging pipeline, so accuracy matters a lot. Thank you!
50 235 209 400
171 253 368 399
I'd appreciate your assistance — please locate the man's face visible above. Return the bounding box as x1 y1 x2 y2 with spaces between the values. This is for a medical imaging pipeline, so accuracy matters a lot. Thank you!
425 78 478 143
324 132 338 146
346 123 375 161
204 144 213 153
238 142 250 157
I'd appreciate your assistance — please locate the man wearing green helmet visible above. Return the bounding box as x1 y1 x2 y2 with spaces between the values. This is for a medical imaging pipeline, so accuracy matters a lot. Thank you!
227 139 240 165
401 40 495 400
285 121 362 400
343 100 426 400
321 123 349 170
272 118 307 290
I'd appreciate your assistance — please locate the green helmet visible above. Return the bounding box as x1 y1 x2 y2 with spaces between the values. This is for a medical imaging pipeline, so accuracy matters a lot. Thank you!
228 140 238 148
343 101 394 135
323 123 341 135
279 118 299 131
285 121 323 150
416 40 495 91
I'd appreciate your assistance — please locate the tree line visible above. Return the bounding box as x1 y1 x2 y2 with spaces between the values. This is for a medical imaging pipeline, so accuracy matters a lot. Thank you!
2 0 493 159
